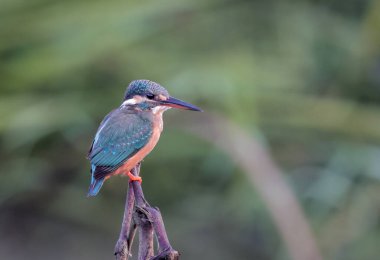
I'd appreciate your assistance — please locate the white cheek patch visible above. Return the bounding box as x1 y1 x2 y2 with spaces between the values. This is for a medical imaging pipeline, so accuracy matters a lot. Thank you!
152 106 170 114
121 98 138 106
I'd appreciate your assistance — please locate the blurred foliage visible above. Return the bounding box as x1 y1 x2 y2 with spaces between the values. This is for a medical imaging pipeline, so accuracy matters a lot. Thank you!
1 0 380 259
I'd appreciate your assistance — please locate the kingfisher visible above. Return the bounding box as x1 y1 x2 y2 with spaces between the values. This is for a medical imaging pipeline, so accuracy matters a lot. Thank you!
87 79 202 196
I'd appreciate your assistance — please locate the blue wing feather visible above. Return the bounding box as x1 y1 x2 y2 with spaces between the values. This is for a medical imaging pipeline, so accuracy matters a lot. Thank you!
88 109 152 180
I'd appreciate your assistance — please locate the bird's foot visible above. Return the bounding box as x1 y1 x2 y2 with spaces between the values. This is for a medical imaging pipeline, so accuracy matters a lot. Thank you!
127 171 142 183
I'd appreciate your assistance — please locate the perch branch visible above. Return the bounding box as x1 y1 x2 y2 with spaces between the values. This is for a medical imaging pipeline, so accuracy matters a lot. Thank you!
131 165 179 260
115 164 179 260
149 207 178 260
114 180 136 260
131 165 154 260
134 206 154 260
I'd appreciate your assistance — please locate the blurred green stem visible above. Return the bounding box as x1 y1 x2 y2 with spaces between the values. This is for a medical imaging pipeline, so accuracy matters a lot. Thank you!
178 113 323 260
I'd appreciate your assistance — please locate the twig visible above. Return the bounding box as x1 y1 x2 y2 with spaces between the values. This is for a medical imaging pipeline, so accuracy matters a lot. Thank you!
130 165 149 208
115 181 135 260
134 206 154 260
127 223 137 255
149 207 179 260
130 166 154 260
115 164 179 260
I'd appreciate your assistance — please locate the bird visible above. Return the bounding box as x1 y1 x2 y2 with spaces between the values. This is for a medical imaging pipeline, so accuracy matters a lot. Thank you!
87 79 202 196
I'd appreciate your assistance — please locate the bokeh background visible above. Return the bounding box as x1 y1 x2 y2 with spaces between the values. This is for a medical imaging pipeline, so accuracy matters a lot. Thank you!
1 0 380 259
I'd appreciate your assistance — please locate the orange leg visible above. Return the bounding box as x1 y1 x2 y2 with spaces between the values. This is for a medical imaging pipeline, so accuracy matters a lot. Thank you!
127 171 142 183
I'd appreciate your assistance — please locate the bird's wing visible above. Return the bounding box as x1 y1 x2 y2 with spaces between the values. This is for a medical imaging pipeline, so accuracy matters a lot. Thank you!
88 109 152 179
87 109 115 158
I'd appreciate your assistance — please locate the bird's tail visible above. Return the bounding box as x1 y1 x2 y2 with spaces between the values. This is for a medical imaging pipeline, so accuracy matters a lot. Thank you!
87 176 105 197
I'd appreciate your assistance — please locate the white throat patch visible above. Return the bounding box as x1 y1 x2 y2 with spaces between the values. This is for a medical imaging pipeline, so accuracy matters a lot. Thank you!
152 106 170 114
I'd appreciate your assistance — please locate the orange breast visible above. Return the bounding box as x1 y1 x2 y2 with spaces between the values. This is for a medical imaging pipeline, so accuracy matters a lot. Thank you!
113 113 163 176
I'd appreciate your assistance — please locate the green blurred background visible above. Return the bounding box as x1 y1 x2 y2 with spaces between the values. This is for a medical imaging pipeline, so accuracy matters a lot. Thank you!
1 0 380 259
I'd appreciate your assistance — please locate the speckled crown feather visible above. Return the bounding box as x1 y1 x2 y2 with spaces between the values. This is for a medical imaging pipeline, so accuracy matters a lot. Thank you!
124 80 170 100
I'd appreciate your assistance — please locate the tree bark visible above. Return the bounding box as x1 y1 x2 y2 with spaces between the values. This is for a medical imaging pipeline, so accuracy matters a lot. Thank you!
114 164 179 260
115 181 135 260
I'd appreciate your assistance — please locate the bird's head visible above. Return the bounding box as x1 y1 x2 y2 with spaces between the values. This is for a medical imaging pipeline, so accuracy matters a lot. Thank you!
122 80 202 113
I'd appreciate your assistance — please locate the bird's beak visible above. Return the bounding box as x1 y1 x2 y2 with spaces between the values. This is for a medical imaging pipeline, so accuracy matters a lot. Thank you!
161 96 202 111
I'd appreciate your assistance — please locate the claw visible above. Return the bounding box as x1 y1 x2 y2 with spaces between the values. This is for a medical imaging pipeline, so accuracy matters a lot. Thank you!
127 171 142 183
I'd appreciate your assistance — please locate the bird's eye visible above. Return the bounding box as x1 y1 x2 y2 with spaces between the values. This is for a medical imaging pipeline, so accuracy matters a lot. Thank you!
146 94 155 100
